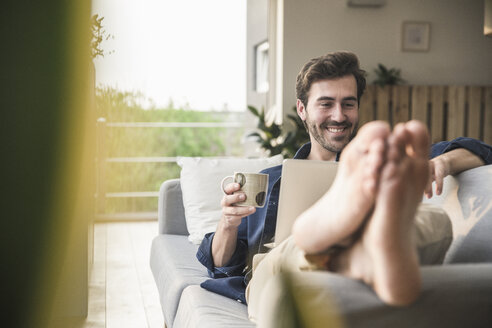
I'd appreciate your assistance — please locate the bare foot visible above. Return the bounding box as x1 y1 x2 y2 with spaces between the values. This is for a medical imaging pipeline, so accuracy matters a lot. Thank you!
361 120 430 306
292 121 390 254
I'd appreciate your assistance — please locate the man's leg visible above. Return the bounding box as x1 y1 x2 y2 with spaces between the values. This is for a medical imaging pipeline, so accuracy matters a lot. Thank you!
292 121 390 254
363 121 430 305
291 120 433 306
333 121 430 305
247 121 433 322
247 121 392 321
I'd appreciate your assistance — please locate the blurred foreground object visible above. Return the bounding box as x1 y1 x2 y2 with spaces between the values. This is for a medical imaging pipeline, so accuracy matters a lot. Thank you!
1 0 94 327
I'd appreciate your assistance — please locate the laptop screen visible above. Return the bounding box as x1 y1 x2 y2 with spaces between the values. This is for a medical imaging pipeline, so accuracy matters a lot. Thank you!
273 159 339 246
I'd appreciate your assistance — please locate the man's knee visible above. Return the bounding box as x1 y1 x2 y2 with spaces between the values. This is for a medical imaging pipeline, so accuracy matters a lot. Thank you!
414 203 453 265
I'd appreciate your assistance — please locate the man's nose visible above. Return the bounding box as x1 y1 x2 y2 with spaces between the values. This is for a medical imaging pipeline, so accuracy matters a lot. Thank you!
331 103 345 122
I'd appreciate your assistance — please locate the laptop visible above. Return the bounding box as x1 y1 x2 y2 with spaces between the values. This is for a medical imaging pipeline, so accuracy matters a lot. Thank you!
271 159 339 247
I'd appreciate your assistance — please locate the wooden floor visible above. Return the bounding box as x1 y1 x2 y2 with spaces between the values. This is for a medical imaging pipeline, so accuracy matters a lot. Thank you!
83 221 163 328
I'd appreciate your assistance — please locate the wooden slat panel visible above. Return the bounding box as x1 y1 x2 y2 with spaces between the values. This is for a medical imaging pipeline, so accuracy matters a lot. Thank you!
392 85 410 125
467 87 482 139
359 84 375 127
376 86 390 123
430 86 445 143
411 86 429 125
447 86 466 140
485 87 492 145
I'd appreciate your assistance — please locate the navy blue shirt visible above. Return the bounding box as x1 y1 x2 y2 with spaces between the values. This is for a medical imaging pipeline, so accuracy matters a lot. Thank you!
197 137 492 303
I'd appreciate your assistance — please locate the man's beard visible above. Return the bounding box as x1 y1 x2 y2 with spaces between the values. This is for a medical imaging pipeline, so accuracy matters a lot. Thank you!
306 118 358 154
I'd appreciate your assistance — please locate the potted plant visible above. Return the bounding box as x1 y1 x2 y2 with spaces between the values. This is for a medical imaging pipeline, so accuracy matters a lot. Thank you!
247 106 309 158
373 63 405 87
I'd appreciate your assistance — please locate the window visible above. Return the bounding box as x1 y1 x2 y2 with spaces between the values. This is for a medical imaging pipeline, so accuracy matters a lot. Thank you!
255 41 269 93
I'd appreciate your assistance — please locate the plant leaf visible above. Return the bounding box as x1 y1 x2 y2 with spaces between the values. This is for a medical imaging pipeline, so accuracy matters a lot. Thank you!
247 105 259 117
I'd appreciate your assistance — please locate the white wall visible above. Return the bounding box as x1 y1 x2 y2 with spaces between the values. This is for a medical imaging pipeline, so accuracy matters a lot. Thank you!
279 0 492 121
245 0 269 157
247 0 269 112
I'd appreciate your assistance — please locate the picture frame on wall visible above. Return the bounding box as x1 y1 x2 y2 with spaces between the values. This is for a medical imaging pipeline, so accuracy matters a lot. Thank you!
401 21 430 52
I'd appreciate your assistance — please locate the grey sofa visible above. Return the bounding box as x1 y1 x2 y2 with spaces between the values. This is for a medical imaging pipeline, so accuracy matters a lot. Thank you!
150 165 492 328
150 178 255 328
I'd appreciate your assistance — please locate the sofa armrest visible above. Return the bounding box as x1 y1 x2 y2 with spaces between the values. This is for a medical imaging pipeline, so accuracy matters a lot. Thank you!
423 165 492 263
158 179 188 235
258 263 492 328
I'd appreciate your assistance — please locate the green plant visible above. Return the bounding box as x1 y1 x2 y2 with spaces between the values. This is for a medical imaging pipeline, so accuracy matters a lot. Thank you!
96 86 245 213
247 105 309 158
91 14 114 59
373 63 405 87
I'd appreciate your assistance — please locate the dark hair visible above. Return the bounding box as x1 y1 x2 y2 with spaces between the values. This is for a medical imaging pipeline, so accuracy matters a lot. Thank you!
295 51 366 107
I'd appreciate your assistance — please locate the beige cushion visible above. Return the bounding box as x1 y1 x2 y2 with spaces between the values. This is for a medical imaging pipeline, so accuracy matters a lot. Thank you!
413 203 453 265
177 155 283 244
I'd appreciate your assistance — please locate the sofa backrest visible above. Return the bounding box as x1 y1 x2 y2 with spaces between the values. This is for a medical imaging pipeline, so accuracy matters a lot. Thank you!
423 165 492 264
158 165 492 264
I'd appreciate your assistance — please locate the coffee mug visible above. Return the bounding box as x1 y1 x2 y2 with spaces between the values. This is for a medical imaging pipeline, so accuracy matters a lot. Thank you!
221 172 269 208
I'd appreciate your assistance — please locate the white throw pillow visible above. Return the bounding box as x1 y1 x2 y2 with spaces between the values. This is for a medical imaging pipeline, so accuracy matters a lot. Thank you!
177 155 284 244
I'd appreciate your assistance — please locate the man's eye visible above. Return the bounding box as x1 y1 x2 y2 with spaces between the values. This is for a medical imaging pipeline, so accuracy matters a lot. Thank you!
321 103 333 108
344 102 356 108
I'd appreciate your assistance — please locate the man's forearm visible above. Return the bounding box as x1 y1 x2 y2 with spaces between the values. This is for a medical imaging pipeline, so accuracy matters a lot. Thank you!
437 148 485 175
211 218 239 267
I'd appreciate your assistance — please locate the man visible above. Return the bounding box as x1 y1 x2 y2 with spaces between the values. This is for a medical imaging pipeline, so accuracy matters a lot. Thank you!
197 51 492 306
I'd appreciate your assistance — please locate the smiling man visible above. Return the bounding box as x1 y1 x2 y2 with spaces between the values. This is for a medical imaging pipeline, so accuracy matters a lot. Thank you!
297 75 360 161
296 53 364 161
196 51 492 309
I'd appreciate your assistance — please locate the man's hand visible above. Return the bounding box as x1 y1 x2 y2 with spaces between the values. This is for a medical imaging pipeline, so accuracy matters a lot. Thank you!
425 148 484 199
221 182 256 228
425 156 450 198
211 182 256 267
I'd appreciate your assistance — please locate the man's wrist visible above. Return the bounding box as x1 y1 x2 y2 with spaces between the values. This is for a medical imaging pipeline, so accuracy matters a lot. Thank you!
218 216 239 233
212 219 239 267
440 153 452 176
432 153 451 176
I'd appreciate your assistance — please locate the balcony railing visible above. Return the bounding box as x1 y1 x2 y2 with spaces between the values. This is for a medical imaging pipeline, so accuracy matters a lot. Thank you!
95 119 244 221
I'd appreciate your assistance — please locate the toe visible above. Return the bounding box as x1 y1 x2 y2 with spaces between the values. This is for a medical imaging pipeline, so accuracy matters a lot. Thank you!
358 121 391 141
341 121 390 162
366 138 386 174
405 120 430 158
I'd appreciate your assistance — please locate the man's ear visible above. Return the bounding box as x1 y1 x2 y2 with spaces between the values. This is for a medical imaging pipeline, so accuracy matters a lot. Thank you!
296 99 307 121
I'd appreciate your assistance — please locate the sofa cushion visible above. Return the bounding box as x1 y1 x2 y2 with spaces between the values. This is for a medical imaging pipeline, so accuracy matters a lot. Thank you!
173 285 255 328
423 165 492 263
150 234 209 327
177 155 283 244
445 165 492 263
447 215 492 263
